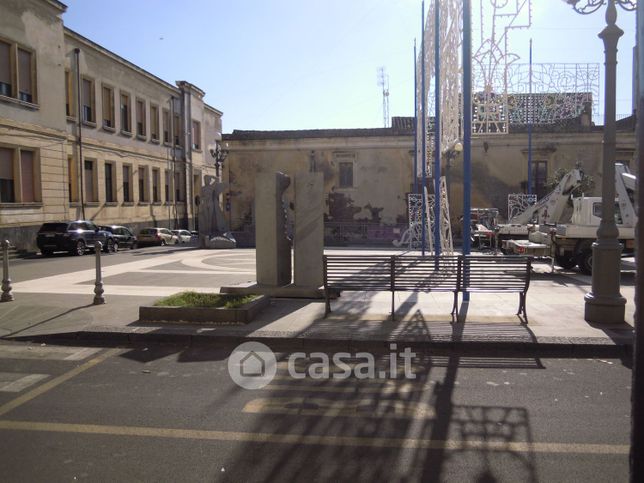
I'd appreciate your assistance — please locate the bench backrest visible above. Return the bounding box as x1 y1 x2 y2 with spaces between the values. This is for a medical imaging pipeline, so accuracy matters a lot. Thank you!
460 255 531 292
323 255 393 291
394 255 460 291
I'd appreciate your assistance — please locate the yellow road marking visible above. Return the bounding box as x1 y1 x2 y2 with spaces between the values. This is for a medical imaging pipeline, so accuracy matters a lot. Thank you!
0 348 119 418
264 382 433 394
0 420 628 454
243 397 436 419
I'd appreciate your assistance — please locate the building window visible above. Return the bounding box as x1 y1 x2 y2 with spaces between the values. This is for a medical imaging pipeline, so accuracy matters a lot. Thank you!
81 77 95 123
162 109 170 144
102 85 114 129
84 159 97 202
339 162 354 188
531 160 548 199
68 155 78 202
120 92 131 133
164 169 170 201
104 162 115 203
192 120 201 150
122 165 132 202
138 165 149 202
65 70 73 117
0 146 39 203
174 170 184 201
20 150 35 202
17 48 34 103
0 41 36 104
136 98 146 138
150 104 159 141
0 41 12 97
152 168 160 202
0 147 15 202
173 113 181 146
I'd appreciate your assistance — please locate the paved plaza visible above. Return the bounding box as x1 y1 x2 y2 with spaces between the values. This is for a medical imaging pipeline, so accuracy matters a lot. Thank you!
0 247 635 353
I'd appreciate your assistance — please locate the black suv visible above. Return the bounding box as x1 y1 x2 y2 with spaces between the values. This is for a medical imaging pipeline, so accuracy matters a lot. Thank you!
98 225 138 250
36 221 116 256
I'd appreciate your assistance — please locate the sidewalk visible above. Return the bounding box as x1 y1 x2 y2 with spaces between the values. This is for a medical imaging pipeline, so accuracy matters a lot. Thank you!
0 249 635 356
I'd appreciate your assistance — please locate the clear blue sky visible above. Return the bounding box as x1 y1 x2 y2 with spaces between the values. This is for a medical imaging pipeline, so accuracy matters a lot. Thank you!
62 0 637 133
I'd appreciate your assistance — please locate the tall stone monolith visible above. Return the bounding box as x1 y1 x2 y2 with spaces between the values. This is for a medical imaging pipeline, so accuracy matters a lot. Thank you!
294 172 323 288
255 171 292 286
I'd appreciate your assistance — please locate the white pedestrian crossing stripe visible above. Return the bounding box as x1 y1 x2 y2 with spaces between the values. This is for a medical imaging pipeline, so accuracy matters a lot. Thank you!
0 373 49 392
0 345 100 361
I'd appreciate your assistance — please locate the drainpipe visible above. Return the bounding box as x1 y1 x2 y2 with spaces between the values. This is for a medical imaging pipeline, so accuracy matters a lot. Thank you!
74 48 86 220
170 96 178 229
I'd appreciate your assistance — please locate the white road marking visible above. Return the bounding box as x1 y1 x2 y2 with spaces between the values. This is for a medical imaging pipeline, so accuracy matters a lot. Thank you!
0 345 100 361
0 373 49 392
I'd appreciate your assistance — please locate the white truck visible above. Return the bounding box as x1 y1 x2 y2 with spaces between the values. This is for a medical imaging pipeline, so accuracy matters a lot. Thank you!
497 168 583 240
508 163 636 274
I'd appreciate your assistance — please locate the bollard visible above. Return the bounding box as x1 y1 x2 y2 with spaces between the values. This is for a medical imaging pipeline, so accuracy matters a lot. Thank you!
1 240 13 302
93 241 105 305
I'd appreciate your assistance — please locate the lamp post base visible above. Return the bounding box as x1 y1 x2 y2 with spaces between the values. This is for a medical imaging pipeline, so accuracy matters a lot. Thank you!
584 241 626 324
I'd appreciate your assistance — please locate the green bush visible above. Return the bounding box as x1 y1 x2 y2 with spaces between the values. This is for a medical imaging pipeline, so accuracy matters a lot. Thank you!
154 291 257 309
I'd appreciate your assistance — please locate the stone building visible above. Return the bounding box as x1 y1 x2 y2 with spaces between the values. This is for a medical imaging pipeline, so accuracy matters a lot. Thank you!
0 0 222 251
223 115 636 245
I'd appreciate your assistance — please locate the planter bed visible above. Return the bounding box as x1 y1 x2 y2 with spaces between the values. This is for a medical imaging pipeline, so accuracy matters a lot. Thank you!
139 294 269 324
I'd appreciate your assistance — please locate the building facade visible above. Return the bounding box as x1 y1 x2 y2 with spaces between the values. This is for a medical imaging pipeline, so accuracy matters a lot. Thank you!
0 0 222 251
223 116 636 245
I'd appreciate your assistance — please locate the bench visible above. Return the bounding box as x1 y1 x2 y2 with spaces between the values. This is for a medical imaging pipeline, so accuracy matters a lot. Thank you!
323 254 531 319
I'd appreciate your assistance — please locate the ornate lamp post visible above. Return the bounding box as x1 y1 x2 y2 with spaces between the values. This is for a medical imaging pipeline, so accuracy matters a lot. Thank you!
562 0 636 324
210 141 229 181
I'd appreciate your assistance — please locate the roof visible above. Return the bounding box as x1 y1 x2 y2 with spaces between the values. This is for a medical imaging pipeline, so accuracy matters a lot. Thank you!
224 122 414 141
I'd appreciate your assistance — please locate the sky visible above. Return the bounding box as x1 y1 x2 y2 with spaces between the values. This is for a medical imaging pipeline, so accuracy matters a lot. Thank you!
61 0 638 133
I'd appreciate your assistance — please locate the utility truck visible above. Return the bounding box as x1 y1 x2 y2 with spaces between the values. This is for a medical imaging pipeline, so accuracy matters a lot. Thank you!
504 163 636 274
497 168 583 240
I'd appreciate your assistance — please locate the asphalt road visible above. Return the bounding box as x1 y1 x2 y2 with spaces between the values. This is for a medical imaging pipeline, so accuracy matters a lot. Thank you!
0 341 632 482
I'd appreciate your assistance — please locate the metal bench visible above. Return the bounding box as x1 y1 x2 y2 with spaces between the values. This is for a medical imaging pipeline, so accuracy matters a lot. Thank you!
323 254 532 320
459 255 532 318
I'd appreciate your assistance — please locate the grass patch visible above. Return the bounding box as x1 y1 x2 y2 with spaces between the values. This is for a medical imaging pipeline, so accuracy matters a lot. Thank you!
154 291 258 309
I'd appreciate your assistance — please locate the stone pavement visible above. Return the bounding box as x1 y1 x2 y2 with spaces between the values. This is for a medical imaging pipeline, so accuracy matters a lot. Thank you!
0 248 635 356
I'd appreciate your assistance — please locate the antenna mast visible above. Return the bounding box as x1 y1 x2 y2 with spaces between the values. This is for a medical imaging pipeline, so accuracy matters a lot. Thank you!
377 66 390 127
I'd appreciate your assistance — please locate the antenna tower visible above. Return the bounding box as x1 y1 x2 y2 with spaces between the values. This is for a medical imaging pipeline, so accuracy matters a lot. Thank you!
377 66 390 128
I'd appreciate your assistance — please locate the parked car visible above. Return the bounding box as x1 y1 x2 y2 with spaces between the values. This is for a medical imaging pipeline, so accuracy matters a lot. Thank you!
36 221 116 256
172 230 193 244
137 227 178 246
99 225 138 250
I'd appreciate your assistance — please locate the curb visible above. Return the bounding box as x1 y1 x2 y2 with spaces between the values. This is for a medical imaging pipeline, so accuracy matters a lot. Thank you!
6 330 633 358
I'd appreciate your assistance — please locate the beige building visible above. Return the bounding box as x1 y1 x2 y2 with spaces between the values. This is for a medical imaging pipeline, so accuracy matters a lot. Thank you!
0 0 223 251
223 116 636 245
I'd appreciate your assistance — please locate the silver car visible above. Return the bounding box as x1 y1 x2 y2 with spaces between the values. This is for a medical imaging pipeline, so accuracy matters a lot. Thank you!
137 227 178 246
172 229 193 244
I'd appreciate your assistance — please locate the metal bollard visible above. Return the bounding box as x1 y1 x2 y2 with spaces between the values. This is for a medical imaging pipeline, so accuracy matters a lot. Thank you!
93 241 105 305
1 240 13 302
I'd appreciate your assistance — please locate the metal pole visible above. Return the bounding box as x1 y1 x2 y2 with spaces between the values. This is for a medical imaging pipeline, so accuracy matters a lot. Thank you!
414 39 419 195
74 48 86 220
421 0 427 256
631 4 643 480
462 0 472 259
1 240 13 302
527 39 533 195
584 0 626 324
434 0 442 258
93 241 105 305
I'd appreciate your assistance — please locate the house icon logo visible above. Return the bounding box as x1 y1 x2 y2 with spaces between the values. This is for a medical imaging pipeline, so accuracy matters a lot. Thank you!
228 342 276 389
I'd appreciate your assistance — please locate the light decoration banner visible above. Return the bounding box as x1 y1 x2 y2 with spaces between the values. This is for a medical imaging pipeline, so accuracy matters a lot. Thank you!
472 0 532 134
506 63 600 125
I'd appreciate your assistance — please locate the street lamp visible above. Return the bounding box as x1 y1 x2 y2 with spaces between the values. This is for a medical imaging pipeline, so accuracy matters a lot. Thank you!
562 0 636 324
209 141 229 181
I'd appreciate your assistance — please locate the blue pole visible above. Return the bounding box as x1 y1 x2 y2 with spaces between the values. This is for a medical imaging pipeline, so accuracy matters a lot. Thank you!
413 39 418 195
421 0 427 256
462 0 472 301
527 38 533 195
433 0 441 258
